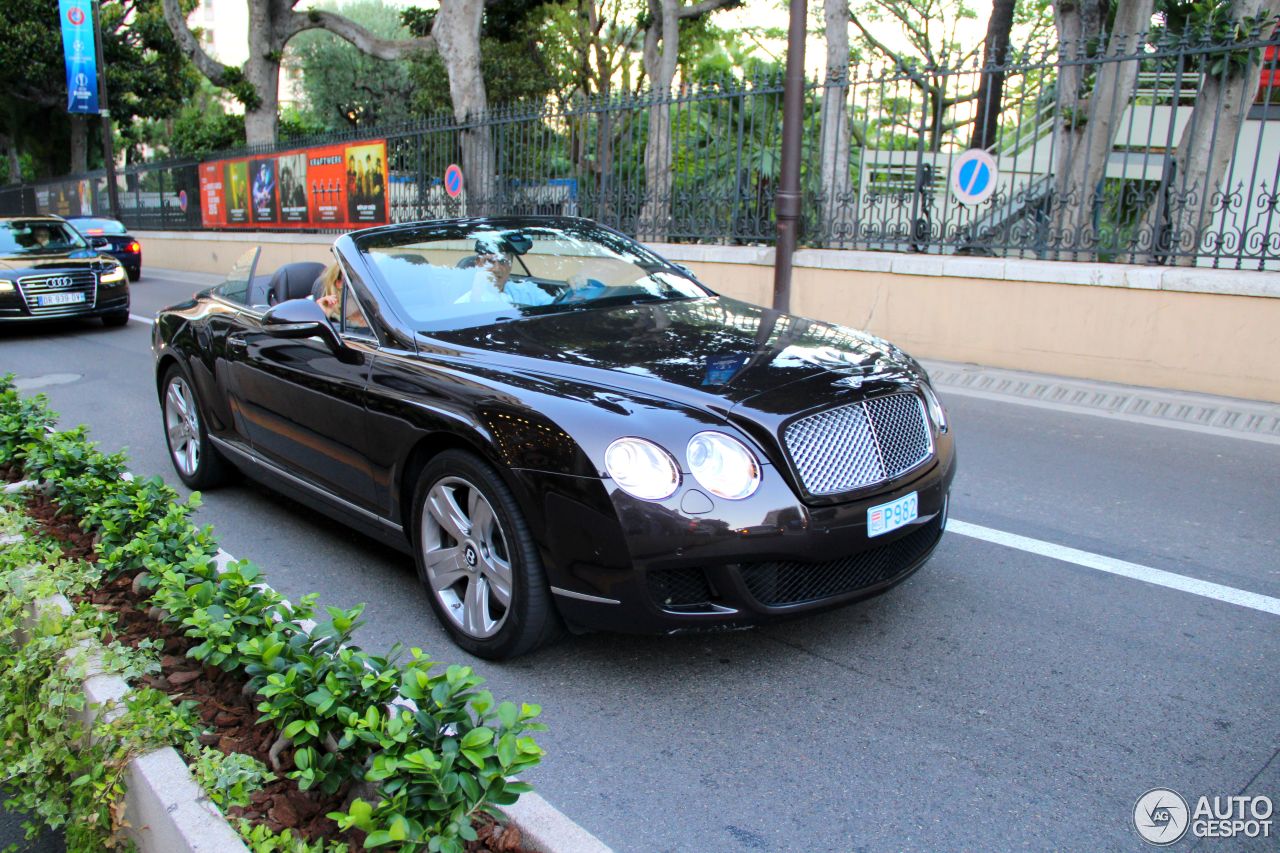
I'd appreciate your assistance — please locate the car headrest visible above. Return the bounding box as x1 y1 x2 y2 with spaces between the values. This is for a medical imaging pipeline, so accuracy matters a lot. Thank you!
266 262 327 304
456 256 479 269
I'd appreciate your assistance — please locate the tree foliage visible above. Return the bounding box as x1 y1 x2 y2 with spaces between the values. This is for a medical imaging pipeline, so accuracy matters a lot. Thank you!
0 0 195 178
289 0 418 131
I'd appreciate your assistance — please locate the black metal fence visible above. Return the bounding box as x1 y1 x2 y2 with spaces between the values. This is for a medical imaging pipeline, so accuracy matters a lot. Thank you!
3 27 1277 269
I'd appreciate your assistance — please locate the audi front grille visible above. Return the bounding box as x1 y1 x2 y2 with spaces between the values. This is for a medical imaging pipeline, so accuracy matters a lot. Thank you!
17 271 98 317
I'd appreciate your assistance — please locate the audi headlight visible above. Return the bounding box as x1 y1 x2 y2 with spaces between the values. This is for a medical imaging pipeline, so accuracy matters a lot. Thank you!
921 383 948 433
686 431 761 500
605 437 681 500
0 279 12 293
100 265 126 284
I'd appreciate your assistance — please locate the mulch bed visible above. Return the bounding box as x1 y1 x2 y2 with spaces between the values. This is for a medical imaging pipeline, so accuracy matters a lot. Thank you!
12 483 529 853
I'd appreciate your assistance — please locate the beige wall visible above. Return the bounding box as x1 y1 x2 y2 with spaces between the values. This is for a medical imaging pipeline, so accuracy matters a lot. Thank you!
137 232 1280 403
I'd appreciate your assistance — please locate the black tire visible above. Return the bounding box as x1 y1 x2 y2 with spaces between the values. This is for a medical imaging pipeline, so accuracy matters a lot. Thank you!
160 365 232 489
411 450 559 660
102 309 129 327
128 268 141 282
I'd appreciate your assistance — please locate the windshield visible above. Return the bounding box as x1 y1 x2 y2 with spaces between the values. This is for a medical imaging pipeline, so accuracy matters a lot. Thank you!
69 217 128 236
356 221 711 330
0 220 88 256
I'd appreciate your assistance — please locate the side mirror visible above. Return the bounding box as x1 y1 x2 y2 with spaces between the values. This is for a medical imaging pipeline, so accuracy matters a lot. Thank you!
262 298 361 363
90 237 110 248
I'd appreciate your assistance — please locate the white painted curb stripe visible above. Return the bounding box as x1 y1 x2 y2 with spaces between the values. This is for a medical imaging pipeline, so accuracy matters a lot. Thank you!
937 385 1280 447
948 519 1280 617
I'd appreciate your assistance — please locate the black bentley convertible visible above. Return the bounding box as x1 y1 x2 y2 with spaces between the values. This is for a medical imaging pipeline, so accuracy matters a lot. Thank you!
152 217 955 659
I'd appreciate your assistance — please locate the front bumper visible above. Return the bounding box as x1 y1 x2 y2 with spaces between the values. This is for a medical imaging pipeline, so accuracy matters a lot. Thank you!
541 435 956 634
0 281 129 322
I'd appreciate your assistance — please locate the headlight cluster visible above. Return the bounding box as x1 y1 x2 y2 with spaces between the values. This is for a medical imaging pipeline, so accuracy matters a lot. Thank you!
0 279 13 293
921 382 948 433
605 431 761 502
100 265 127 284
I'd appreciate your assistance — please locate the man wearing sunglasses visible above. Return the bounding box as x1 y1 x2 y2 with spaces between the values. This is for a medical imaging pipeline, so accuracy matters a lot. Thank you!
456 236 554 306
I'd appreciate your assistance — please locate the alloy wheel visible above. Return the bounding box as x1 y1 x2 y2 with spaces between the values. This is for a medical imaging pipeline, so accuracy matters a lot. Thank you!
164 376 201 478
420 476 514 639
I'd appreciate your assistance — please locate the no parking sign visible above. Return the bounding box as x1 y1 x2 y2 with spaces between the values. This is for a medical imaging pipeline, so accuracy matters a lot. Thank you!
950 149 998 205
444 164 463 198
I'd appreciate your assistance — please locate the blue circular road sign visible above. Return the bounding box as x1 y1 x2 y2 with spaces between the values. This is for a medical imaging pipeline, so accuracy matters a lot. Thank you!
950 149 999 205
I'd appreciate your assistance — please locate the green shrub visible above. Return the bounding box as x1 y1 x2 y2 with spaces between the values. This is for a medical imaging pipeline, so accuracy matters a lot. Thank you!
0 384 546 851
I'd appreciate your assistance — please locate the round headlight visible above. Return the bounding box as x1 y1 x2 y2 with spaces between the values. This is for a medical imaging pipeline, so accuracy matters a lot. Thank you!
921 383 948 433
605 437 681 500
686 431 761 500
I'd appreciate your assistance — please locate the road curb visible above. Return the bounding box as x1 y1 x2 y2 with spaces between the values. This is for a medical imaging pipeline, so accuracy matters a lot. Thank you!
13 585 250 852
923 358 1280 443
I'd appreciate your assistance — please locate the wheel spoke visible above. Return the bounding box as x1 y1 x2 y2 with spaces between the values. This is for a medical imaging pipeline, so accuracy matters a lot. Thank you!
428 486 470 543
166 383 185 419
185 439 199 475
469 490 495 543
424 546 466 591
464 576 491 635
167 421 186 447
480 553 512 609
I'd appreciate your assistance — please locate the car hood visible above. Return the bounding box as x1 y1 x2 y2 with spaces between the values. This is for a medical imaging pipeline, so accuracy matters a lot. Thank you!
424 295 922 416
0 249 108 272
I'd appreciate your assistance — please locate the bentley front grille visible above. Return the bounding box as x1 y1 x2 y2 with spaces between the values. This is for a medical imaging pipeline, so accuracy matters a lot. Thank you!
783 392 933 496
18 271 98 317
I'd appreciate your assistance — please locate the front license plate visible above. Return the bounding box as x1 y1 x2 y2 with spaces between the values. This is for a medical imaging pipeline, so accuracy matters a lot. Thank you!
37 292 86 307
868 491 918 538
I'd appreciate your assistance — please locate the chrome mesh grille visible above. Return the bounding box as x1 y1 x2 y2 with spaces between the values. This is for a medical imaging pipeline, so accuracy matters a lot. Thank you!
783 392 932 495
18 271 98 316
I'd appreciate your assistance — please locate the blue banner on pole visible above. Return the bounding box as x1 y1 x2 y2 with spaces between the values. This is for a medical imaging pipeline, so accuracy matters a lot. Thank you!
59 0 99 114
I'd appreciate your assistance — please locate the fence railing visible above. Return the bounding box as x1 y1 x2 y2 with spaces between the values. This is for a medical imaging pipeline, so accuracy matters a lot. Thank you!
3 27 1278 269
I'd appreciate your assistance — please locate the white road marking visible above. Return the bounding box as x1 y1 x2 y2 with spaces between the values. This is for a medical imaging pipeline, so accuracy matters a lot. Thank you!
129 314 154 326
948 519 1280 617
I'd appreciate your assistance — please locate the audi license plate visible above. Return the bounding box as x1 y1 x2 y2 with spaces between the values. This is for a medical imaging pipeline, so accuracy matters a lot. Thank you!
868 491 918 537
37 292 86 307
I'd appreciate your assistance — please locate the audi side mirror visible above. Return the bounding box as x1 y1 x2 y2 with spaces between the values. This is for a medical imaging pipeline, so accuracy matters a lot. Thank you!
262 298 361 363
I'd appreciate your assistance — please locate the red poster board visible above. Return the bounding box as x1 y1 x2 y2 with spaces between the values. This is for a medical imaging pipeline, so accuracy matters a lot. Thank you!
198 139 389 229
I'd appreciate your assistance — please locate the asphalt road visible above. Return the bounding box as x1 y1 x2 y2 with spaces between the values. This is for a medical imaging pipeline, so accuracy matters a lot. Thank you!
2 269 1277 852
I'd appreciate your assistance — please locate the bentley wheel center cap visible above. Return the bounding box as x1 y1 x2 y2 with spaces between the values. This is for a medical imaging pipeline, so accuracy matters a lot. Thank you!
464 543 479 569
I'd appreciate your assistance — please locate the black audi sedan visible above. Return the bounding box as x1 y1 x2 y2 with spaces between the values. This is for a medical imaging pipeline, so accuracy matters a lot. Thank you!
67 216 142 281
152 217 954 659
0 215 130 325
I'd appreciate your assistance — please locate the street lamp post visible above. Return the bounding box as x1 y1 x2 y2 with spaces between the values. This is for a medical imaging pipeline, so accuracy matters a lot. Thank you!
91 0 121 220
772 0 807 312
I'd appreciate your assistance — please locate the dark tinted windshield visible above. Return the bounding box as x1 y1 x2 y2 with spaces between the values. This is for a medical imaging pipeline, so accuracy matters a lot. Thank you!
69 217 128 236
356 221 710 330
0 220 88 256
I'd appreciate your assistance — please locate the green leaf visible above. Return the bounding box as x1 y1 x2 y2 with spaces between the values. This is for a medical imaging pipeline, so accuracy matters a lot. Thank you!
460 727 493 749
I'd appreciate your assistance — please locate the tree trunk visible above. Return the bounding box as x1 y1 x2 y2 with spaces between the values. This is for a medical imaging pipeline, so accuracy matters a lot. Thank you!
69 115 89 174
163 0 434 148
434 0 494 214
1137 0 1280 264
969 0 1017 150
819 0 854 246
1050 0 1154 259
2 133 20 184
639 0 679 241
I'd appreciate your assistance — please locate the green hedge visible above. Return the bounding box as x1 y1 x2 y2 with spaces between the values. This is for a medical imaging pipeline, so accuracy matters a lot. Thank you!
0 375 545 853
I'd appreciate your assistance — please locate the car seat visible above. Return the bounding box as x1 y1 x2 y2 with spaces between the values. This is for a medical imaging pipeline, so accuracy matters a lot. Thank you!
265 261 327 305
